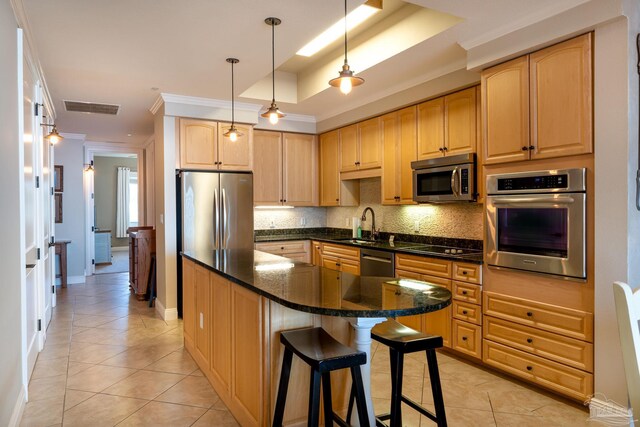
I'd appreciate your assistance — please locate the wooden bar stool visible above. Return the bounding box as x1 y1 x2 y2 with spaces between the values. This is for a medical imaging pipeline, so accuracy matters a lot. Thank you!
272 327 369 427
347 319 447 427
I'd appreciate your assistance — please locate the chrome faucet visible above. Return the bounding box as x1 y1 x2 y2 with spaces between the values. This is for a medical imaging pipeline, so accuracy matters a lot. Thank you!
361 207 379 240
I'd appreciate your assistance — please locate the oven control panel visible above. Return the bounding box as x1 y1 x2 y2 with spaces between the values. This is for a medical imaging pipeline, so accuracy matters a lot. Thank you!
498 174 568 191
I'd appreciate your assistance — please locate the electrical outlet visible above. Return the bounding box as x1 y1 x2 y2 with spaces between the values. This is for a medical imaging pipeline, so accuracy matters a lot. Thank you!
414 220 420 233
345 217 350 227
300 217 306 226
270 218 276 228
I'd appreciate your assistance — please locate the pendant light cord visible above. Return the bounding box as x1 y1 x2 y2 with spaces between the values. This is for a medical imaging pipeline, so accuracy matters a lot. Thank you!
636 33 640 210
231 60 235 125
272 21 276 103
343 0 348 65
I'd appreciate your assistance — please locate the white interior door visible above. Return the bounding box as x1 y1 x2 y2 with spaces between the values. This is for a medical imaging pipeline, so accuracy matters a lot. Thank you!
40 105 54 324
47 140 56 309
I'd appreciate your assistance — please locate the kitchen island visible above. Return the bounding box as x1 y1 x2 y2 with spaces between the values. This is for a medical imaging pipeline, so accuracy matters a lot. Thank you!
181 249 451 426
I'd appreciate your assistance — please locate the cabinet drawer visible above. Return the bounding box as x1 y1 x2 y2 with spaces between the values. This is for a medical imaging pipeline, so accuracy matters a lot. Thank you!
395 254 451 278
453 300 482 325
322 243 360 260
322 255 341 272
452 319 481 359
452 262 481 284
483 340 593 401
255 240 308 255
453 282 481 305
483 291 593 342
285 253 310 263
340 258 360 276
484 316 593 372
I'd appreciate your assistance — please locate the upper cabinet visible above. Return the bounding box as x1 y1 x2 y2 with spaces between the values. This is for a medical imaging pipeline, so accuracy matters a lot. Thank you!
382 106 417 205
179 118 253 171
417 87 477 160
320 130 359 207
482 33 592 165
253 131 317 207
339 117 382 173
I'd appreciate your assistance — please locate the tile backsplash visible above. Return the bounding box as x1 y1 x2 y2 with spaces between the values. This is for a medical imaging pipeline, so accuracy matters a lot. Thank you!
254 178 484 241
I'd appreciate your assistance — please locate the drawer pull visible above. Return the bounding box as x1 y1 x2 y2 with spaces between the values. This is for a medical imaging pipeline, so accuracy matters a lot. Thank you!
526 366 533 371
526 312 533 317
336 263 341 267
462 271 468 275
526 338 533 344
462 336 468 341
462 310 468 315
280 247 284 250
462 290 468 295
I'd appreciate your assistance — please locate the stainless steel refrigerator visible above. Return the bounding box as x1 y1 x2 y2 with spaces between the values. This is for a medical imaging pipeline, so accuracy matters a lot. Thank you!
180 170 254 254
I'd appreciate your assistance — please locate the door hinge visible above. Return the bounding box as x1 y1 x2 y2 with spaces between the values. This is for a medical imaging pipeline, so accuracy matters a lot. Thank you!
36 248 41 260
51 285 55 294
35 176 40 188
50 236 55 245
37 319 42 331
92 259 95 265
34 103 40 116
50 187 54 196
92 226 95 232
91 193 94 200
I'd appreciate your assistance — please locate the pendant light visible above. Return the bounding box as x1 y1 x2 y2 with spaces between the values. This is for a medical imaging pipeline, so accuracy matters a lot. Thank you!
261 17 285 125
41 123 64 144
223 58 243 142
329 0 365 94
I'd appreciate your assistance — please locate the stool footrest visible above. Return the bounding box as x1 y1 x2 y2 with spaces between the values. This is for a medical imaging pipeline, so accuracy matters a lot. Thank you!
402 395 437 422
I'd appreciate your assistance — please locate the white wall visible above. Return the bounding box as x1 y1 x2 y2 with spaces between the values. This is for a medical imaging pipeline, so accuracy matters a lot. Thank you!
0 4 25 425
53 137 86 282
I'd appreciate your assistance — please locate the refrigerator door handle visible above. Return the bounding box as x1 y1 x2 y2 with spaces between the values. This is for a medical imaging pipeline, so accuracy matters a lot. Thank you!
222 188 227 249
213 188 219 250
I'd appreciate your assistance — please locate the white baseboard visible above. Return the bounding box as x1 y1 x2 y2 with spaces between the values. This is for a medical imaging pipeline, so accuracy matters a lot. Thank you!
154 298 178 321
588 395 633 425
8 385 26 427
67 275 85 285
111 246 128 252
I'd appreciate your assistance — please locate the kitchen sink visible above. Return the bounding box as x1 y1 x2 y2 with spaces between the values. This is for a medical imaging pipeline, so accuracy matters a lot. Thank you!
333 238 378 245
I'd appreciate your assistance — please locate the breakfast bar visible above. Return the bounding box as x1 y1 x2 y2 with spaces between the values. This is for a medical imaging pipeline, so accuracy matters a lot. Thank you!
181 249 451 426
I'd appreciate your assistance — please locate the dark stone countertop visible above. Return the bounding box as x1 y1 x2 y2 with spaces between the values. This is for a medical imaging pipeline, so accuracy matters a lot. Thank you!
254 228 483 264
182 249 452 318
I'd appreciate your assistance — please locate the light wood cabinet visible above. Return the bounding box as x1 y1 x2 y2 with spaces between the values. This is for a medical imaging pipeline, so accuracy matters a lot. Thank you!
179 119 253 171
382 107 417 205
321 243 360 275
339 118 382 172
319 130 359 206
194 264 210 367
453 300 482 325
253 131 317 206
311 241 323 266
482 33 592 165
452 319 482 359
417 87 477 160
182 258 196 347
210 273 231 392
255 240 311 263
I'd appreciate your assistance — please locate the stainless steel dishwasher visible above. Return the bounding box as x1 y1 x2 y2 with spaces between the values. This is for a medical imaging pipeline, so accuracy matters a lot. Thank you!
360 247 395 277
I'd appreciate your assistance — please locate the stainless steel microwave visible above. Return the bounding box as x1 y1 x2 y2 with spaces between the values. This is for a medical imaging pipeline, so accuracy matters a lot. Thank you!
412 153 476 203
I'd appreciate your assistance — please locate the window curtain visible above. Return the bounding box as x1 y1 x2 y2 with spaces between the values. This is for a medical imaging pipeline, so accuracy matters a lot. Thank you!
116 167 131 238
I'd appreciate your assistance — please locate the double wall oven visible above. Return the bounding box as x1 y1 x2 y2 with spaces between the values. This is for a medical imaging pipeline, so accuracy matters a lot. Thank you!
485 169 586 280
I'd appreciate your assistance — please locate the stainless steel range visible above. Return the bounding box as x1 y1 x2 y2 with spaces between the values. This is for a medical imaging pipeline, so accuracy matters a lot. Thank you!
485 168 586 280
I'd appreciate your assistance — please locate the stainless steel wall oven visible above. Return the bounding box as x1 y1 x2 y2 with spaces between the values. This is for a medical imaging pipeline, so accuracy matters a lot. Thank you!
485 168 586 280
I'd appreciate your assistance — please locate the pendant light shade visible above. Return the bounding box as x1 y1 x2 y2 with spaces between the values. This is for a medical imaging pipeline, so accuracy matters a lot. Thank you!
42 123 64 144
261 17 285 125
223 58 243 142
329 0 364 94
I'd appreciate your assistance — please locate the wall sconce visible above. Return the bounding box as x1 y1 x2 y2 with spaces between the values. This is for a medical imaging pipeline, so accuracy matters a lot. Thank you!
41 123 64 144
84 160 94 172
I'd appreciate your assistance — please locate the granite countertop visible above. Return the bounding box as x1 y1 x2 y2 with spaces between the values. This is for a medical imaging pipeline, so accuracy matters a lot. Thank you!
182 249 452 318
254 228 484 264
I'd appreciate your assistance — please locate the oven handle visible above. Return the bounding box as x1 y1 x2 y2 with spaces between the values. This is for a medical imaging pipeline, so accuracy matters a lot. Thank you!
451 167 459 196
491 196 575 204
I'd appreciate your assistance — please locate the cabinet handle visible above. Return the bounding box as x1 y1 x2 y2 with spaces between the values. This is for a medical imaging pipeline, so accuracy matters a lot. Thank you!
439 147 444 152
336 262 341 267
526 311 533 317
462 271 467 275
522 146 528 151
442 146 448 151
462 336 468 341
462 290 468 295
283 199 287 203
462 310 468 315
526 338 533 344
335 198 339 202
526 366 533 371
280 247 284 250
529 145 535 151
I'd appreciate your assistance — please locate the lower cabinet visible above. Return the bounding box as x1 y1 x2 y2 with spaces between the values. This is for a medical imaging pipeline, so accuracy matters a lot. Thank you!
321 243 361 275
255 240 311 263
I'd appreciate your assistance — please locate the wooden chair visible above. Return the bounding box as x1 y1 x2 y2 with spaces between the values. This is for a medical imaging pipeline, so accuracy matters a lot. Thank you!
612 281 640 421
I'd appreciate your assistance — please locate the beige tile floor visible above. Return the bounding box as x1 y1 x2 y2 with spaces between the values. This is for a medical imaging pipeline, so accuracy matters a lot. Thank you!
21 271 593 426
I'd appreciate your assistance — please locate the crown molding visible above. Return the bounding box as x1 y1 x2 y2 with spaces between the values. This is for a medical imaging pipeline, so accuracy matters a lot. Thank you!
149 93 264 115
279 113 316 123
59 132 86 140
458 0 591 50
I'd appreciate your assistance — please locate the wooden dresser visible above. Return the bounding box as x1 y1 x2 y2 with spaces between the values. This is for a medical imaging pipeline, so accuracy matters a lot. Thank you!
127 226 155 300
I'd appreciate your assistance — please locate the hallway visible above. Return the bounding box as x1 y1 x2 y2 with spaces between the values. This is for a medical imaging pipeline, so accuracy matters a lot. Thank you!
20 272 238 426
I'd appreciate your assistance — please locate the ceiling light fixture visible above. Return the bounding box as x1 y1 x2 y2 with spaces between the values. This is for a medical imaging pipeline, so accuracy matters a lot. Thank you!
41 123 64 144
297 2 380 57
223 58 243 142
329 0 365 95
261 17 285 125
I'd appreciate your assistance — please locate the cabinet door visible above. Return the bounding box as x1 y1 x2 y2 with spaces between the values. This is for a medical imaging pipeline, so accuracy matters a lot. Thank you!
398 106 417 204
445 87 476 155
210 273 231 393
194 265 210 366
231 284 263 424
417 98 444 160
283 133 318 206
311 241 323 266
340 258 360 276
422 278 452 348
339 124 358 172
182 259 196 347
218 123 253 171
381 112 400 205
180 119 218 169
530 33 592 160
357 117 382 170
482 56 530 164
322 254 341 272
319 131 340 206
394 269 424 330
253 130 282 205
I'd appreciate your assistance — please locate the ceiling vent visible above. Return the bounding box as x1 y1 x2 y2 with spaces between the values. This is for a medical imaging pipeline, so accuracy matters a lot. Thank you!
64 100 120 115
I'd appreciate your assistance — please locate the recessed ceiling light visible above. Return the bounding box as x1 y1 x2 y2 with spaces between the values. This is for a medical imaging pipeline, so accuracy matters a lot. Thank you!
296 3 381 57
127 133 132 137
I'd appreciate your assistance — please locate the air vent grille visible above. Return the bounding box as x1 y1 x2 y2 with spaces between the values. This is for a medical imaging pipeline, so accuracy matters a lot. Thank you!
64 100 120 115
